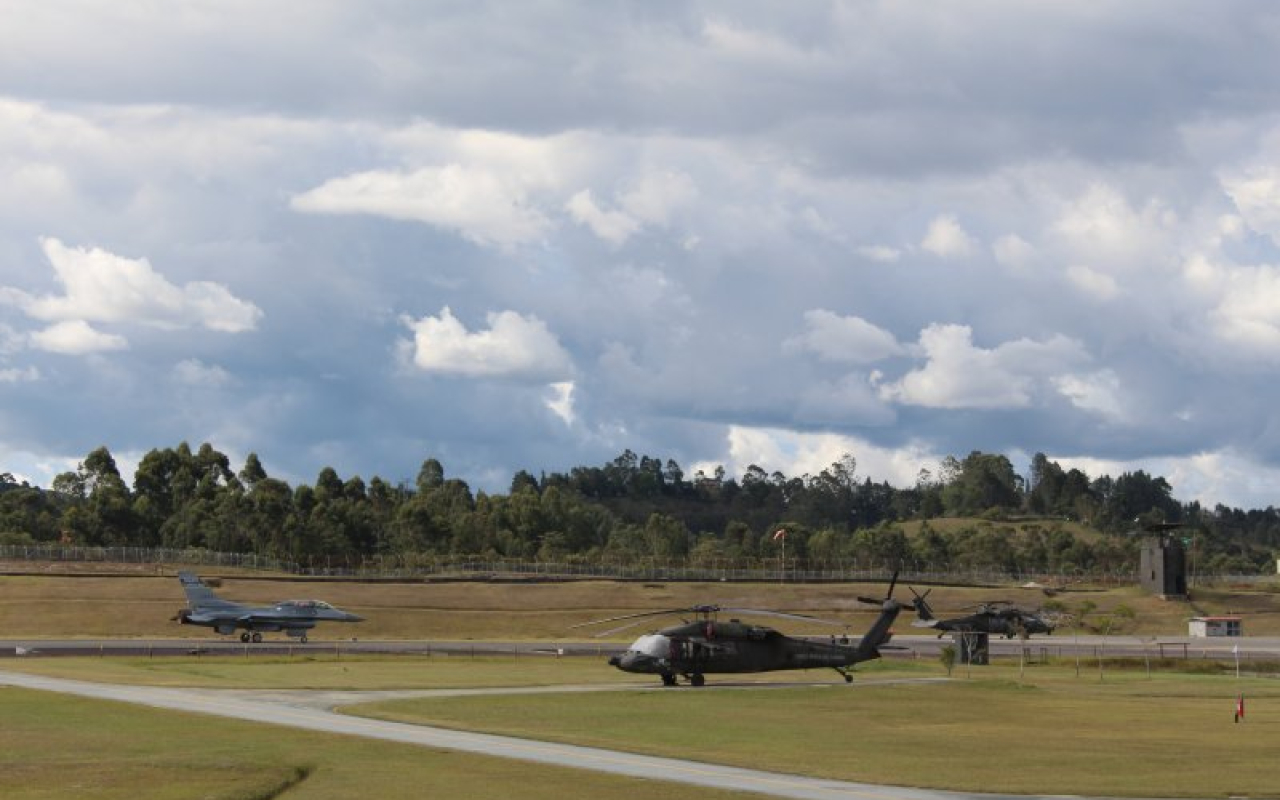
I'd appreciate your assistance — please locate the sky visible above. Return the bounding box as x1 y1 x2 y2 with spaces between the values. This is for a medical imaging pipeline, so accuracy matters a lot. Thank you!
4 2 1280 509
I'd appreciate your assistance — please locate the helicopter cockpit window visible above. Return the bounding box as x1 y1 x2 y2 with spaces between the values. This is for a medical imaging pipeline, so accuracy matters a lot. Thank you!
631 634 672 659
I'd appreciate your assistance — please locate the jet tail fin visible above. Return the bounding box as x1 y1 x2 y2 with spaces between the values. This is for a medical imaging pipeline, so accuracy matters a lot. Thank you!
178 572 238 610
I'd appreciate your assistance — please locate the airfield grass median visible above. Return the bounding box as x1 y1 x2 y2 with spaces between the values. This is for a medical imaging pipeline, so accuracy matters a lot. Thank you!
0 652 646 689
0 685 746 800
347 663 1280 798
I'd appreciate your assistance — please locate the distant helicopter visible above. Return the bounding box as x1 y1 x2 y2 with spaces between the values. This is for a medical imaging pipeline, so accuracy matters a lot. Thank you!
909 589 1057 639
575 572 919 687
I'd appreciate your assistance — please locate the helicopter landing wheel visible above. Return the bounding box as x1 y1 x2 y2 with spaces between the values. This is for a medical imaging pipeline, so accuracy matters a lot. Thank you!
661 673 677 687
843 673 853 683
690 673 705 687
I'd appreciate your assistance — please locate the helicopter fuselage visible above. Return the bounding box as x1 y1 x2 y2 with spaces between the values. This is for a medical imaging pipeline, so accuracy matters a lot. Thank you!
608 619 875 683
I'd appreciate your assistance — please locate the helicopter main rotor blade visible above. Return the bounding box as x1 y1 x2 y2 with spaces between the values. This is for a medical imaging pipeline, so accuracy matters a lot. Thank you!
718 607 846 627
568 608 698 630
858 571 905 607
593 618 665 638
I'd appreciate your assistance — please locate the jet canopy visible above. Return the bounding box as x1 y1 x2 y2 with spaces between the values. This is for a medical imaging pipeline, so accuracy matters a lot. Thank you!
274 600 336 610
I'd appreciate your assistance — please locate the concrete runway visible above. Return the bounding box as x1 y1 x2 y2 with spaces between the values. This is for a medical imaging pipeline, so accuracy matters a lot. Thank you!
0 669 1188 800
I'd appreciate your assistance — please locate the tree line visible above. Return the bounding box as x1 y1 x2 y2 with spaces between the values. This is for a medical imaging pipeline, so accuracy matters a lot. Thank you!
1 444 1276 575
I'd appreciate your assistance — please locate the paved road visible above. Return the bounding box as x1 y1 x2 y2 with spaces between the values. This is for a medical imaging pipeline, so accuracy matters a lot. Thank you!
0 670 1191 800
3 634 1278 661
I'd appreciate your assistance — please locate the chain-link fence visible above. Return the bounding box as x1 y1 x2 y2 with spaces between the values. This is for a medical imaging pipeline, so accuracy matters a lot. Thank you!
2 544 1272 585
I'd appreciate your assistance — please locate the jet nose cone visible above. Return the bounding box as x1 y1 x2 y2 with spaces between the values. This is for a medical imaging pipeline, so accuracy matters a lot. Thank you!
345 613 365 622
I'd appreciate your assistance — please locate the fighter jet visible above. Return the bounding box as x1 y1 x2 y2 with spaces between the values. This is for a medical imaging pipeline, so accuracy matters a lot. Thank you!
173 572 363 643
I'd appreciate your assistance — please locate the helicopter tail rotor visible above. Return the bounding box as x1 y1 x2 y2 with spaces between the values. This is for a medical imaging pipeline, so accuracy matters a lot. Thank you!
909 587 934 620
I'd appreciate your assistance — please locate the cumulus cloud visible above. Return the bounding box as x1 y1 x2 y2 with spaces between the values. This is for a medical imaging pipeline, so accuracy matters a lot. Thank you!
29 320 127 354
1180 254 1280 358
1065 264 1121 300
921 214 977 258
1222 166 1280 247
401 307 573 381
992 233 1035 270
698 425 943 491
1207 264 1280 353
619 170 698 224
880 324 1089 409
785 310 904 364
857 244 902 263
293 165 552 250
568 171 697 245
1054 449 1280 510
7 239 261 336
1051 183 1176 268
546 380 576 425
567 189 641 245
1052 370 1128 423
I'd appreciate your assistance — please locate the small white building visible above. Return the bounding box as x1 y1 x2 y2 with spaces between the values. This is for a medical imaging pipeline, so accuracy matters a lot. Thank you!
1188 616 1242 637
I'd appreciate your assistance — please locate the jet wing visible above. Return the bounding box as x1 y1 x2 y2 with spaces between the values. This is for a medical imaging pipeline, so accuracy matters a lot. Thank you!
236 611 316 628
184 611 234 625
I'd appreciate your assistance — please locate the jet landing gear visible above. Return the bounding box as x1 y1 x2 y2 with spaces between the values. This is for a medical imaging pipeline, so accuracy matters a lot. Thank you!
239 632 264 643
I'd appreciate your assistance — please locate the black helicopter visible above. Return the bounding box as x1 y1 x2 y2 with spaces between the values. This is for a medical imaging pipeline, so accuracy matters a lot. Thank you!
575 572 918 686
909 589 1057 639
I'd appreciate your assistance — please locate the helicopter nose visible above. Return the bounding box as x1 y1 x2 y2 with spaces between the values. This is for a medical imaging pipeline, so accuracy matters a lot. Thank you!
608 654 621 667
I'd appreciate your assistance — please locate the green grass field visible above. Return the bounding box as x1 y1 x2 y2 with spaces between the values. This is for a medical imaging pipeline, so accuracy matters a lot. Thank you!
346 663 1280 798
5 568 1280 798
0 685 748 800
0 653 645 689
9 652 1276 797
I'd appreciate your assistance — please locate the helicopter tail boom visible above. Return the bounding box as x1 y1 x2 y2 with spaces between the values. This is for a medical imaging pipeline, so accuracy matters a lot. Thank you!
851 571 912 663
